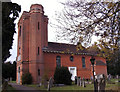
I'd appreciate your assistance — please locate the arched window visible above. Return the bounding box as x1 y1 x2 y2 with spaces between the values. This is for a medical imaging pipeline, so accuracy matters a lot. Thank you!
70 56 74 62
82 57 86 68
56 56 61 67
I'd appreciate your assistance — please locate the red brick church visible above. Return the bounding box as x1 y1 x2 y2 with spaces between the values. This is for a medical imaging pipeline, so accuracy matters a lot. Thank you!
16 4 107 84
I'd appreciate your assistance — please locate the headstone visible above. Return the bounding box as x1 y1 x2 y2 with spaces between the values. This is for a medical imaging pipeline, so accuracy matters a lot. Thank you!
107 74 111 81
77 77 80 86
47 77 53 91
47 81 50 91
75 76 77 84
79 78 82 86
97 74 106 92
10 77 12 81
116 75 119 79
49 77 53 88
82 78 86 87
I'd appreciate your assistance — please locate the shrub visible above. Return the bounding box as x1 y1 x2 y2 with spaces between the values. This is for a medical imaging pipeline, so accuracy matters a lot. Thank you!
22 72 32 84
54 66 72 85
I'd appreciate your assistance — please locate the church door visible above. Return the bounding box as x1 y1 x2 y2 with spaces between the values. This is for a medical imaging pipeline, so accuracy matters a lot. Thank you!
68 67 77 81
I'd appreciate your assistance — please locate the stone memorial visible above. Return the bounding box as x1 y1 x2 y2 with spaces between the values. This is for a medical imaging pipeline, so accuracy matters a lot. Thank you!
97 74 106 92
47 77 53 91
82 78 86 87
107 74 111 81
77 77 80 86
75 76 77 84
116 75 119 79
79 78 82 86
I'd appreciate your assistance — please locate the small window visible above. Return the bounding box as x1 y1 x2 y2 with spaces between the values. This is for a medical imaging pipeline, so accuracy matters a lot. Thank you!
38 22 39 30
38 69 40 76
38 47 39 55
18 67 20 73
19 26 21 36
82 57 86 68
70 56 74 62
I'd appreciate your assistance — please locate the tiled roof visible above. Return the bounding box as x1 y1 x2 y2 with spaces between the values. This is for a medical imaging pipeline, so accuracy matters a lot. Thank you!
42 42 95 55
96 60 106 66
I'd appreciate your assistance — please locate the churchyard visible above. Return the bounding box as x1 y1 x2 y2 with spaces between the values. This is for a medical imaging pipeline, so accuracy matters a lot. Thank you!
25 77 119 91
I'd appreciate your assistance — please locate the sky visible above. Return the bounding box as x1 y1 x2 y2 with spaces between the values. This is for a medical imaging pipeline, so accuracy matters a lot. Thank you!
6 0 67 62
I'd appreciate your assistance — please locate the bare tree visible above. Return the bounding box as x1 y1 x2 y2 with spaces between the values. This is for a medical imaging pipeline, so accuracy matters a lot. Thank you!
54 0 120 59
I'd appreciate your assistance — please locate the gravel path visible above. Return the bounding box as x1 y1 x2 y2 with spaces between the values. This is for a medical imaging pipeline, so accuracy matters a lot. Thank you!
9 83 42 92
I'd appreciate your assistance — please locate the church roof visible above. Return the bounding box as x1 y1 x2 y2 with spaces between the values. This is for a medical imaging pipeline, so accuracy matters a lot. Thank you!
42 42 95 55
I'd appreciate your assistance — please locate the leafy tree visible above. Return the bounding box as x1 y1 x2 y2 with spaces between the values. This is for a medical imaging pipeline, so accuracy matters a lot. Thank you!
2 62 11 79
54 66 72 85
2 2 21 62
2 61 16 80
55 0 120 60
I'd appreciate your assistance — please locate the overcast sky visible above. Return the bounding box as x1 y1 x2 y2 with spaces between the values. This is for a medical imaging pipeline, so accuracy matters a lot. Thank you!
6 0 66 62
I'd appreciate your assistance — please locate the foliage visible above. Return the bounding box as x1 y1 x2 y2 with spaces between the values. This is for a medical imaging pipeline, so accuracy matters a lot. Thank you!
2 61 16 81
54 66 72 85
2 2 21 62
22 72 32 84
55 0 120 60
106 51 120 76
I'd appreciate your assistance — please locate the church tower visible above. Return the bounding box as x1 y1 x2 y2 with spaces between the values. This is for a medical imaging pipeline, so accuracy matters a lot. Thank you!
16 4 48 84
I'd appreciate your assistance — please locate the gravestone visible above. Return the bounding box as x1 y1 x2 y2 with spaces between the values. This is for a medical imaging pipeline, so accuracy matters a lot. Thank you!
107 74 111 81
116 75 119 79
79 78 82 86
75 76 77 84
77 77 80 86
10 77 12 81
47 77 53 91
47 81 50 91
97 74 106 92
49 77 53 88
82 78 86 87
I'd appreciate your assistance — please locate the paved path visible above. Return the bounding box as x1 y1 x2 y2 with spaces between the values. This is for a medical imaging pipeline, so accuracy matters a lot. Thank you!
9 83 42 92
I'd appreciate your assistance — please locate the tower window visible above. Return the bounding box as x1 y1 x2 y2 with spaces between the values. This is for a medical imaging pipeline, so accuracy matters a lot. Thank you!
38 22 39 30
19 26 21 36
82 57 86 68
38 69 40 76
18 67 20 73
38 47 39 55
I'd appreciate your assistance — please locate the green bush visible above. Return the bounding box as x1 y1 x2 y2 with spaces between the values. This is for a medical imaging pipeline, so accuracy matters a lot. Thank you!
54 66 72 85
22 72 32 84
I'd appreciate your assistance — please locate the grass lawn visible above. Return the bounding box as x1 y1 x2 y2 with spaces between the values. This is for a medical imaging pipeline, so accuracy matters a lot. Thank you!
26 79 119 91
9 81 16 83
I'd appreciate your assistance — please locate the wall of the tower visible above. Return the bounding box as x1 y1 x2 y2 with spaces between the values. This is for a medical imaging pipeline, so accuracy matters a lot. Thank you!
16 4 48 84
16 11 30 84
28 4 48 84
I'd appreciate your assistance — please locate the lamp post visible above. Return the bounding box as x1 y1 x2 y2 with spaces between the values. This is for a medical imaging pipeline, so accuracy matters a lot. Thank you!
90 56 97 92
